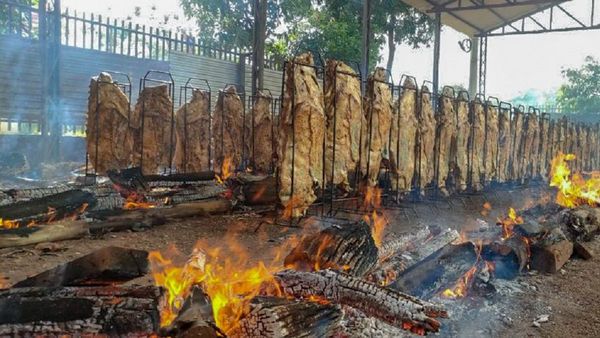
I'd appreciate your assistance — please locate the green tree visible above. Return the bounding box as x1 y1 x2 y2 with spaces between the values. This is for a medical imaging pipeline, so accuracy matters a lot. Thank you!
0 0 38 36
557 56 600 114
371 0 434 76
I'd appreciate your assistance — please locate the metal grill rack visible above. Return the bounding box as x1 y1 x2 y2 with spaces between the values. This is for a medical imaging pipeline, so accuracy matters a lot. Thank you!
177 78 212 173
84 71 132 184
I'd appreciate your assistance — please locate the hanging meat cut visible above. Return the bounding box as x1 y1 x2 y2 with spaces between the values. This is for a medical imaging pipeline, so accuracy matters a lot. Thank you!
436 88 457 196
86 72 135 175
538 114 550 179
455 93 470 191
132 84 174 175
249 91 275 174
509 109 524 181
213 85 244 175
362 68 393 187
277 52 325 218
484 103 499 182
497 107 511 183
389 78 418 194
470 98 486 191
418 86 436 193
174 89 211 173
519 112 539 180
324 60 365 191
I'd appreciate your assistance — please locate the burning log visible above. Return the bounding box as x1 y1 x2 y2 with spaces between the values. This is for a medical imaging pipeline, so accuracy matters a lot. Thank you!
174 89 211 172
86 72 135 175
436 88 457 195
324 60 364 191
133 84 174 175
162 286 224 338
391 242 478 298
248 91 275 174
377 227 433 261
0 221 88 249
483 235 530 276
107 167 216 192
470 98 486 191
277 52 325 218
0 285 160 335
230 296 342 338
363 68 393 187
0 184 74 205
273 269 447 335
213 85 244 173
284 221 378 276
455 93 471 191
390 77 418 193
484 103 499 182
367 228 459 286
418 85 436 192
13 246 148 288
509 109 524 181
497 107 511 183
0 190 95 226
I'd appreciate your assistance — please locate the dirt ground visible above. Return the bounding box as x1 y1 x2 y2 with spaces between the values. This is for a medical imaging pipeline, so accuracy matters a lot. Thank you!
1 186 599 337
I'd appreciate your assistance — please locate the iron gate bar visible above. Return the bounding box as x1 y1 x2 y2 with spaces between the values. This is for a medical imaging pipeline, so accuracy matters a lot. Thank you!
429 0 562 12
139 70 176 174
84 70 132 184
178 77 211 173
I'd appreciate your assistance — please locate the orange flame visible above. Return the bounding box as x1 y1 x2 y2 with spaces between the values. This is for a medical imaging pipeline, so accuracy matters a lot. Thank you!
498 207 523 240
1 203 89 229
481 202 492 216
215 156 233 185
550 152 600 208
149 240 282 333
282 195 302 220
362 187 386 248
0 218 20 229
441 265 477 299
123 192 156 210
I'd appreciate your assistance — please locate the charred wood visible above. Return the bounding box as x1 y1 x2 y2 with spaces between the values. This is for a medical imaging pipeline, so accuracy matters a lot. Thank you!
230 296 342 338
273 269 447 334
0 190 95 223
163 286 224 338
0 285 160 335
284 221 378 276
14 246 148 287
366 228 458 286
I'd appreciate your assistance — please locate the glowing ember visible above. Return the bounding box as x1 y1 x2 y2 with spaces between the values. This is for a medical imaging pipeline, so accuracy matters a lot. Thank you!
550 152 600 208
149 241 282 333
0 203 89 229
441 265 477 299
0 218 20 229
282 195 302 220
123 192 156 210
481 202 492 216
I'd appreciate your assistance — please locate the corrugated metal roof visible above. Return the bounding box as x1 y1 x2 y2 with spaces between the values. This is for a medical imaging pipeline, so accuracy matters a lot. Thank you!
401 0 567 36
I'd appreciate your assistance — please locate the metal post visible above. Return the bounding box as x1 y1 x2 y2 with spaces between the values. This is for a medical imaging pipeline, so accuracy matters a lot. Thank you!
39 0 48 138
361 0 371 91
432 11 441 99
468 37 479 98
47 0 62 161
478 35 488 97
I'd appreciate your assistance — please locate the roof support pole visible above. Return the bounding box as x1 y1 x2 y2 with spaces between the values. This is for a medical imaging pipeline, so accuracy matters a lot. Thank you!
432 11 441 100
468 36 479 98
361 0 371 91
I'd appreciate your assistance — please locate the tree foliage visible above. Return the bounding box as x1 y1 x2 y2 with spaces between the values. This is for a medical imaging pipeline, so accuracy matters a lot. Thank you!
178 0 434 70
557 56 600 114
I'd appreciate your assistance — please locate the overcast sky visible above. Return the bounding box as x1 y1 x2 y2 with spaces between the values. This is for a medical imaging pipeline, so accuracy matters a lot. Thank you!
62 0 600 100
